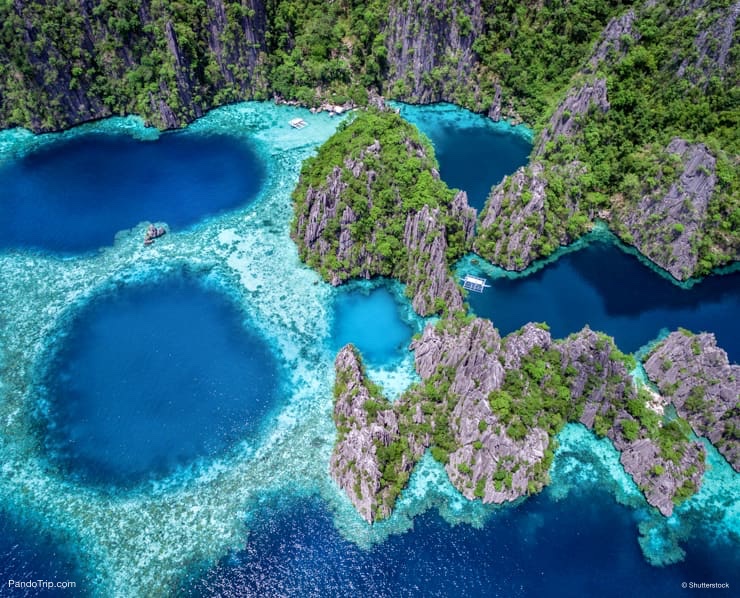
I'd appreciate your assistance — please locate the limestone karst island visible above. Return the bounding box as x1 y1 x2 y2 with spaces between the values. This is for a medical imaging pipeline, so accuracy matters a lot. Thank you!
0 1 737 596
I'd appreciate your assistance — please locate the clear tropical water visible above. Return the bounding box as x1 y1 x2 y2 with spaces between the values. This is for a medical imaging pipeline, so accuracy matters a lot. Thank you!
37 273 281 484
464 238 740 361
0 103 737 597
0 512 85 597
331 283 414 367
394 102 532 211
0 131 264 253
182 489 739 598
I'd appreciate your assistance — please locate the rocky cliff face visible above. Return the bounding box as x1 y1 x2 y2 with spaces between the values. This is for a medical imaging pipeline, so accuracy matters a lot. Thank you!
474 163 549 271
676 0 740 86
439 322 552 503
1 0 267 131
534 79 610 156
473 0 738 280
586 9 640 71
292 110 476 317
384 0 481 102
330 318 707 521
403 194 475 315
330 346 407 522
475 75 607 272
614 138 721 280
561 327 706 516
474 161 587 271
382 0 510 117
644 331 740 472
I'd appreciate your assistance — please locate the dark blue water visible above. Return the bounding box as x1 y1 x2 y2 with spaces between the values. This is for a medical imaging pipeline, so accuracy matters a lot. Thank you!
182 491 739 597
331 286 413 366
468 241 740 361
396 104 532 211
0 132 263 253
40 274 280 484
0 512 86 597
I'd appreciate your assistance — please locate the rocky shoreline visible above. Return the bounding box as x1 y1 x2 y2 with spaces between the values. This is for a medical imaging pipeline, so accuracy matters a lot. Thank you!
330 318 710 522
287 108 732 522
644 330 740 472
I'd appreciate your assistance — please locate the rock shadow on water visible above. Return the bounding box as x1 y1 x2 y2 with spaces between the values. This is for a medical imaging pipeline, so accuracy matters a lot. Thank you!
0 130 264 254
33 271 282 486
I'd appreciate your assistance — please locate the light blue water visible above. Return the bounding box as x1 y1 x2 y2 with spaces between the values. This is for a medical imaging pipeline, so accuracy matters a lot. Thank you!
0 132 264 253
331 284 414 367
394 103 532 211
466 239 740 361
38 273 281 484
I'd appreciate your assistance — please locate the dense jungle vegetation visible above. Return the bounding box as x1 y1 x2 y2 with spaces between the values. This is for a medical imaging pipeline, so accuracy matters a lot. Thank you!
1 0 737 275
0 0 633 129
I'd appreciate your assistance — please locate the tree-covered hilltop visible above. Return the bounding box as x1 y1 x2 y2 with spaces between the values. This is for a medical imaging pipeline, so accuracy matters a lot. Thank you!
0 0 269 130
475 0 739 279
2 1 735 278
291 108 475 316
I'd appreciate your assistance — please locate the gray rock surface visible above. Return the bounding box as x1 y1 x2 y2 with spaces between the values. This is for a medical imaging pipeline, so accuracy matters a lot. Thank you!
534 79 609 156
560 327 706 516
474 161 584 271
331 319 708 521
403 194 475 315
676 1 740 85
617 138 718 280
587 10 640 71
475 163 549 271
644 331 740 471
330 346 405 523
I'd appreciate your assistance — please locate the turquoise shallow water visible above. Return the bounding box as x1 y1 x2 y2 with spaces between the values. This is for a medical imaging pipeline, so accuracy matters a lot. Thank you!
0 103 737 596
331 282 415 367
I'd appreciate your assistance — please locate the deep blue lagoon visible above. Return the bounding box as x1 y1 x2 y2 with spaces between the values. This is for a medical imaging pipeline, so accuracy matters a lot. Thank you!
39 274 281 484
467 240 740 361
183 490 740 598
0 102 737 597
0 131 264 253
395 103 532 211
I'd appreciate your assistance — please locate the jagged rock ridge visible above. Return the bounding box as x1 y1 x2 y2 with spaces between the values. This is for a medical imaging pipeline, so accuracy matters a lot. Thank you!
291 109 475 316
474 0 738 281
644 330 740 471
330 319 708 522
614 138 720 280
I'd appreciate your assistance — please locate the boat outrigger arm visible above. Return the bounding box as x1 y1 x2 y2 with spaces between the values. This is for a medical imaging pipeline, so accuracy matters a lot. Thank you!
460 274 490 293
